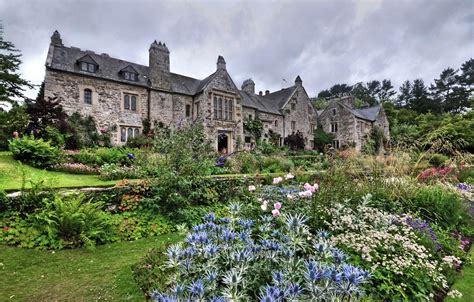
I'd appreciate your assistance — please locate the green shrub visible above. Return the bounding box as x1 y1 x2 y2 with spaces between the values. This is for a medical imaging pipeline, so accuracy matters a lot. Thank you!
43 126 66 147
261 156 294 173
126 134 153 148
109 211 173 241
9 135 61 168
458 166 474 184
71 147 132 167
429 153 449 167
410 185 469 228
31 194 114 248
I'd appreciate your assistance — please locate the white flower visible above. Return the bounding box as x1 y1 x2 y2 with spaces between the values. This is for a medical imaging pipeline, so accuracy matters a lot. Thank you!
248 185 256 192
285 173 295 180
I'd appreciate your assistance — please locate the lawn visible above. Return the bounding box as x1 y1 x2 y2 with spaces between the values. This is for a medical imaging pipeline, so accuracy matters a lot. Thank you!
0 152 118 191
0 233 181 301
445 247 474 302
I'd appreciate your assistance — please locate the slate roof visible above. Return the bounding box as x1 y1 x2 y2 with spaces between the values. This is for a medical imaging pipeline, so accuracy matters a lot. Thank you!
47 45 298 113
337 102 381 122
238 86 297 115
47 45 215 96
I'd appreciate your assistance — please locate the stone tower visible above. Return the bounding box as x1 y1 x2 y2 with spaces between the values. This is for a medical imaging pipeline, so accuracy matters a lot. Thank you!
149 40 171 90
241 79 255 95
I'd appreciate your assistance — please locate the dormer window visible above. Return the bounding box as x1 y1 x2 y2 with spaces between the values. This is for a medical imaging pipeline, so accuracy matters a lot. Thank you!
77 55 98 73
124 71 137 81
80 62 96 73
120 65 139 82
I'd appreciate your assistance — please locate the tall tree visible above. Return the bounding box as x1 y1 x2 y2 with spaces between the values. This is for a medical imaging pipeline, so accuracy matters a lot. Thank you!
366 80 381 105
0 23 32 107
378 79 396 103
458 58 474 93
410 79 437 113
397 80 412 108
329 83 352 96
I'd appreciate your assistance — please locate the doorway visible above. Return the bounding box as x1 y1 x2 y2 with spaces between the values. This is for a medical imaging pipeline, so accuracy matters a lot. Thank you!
217 132 229 154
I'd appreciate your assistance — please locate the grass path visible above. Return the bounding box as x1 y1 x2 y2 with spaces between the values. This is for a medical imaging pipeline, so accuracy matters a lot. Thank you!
0 233 181 301
0 152 118 191
445 247 474 301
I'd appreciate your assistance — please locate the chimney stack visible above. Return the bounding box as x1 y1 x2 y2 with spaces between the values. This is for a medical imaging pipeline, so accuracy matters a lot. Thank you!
241 79 255 95
259 91 263 96
50 30 63 46
217 55 226 70
265 90 270 95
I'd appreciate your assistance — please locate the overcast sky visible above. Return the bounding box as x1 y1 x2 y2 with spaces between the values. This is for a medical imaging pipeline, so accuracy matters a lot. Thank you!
1 0 473 99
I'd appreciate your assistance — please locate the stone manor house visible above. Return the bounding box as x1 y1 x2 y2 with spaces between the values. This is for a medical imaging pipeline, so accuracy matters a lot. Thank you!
43 31 388 152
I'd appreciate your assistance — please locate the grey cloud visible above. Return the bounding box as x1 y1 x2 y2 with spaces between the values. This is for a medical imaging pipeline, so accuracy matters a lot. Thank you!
1 0 472 99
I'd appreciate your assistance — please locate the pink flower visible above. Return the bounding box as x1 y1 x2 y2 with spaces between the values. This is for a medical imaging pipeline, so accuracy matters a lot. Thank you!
285 173 295 180
273 177 283 184
303 183 312 191
272 209 280 217
12 131 19 138
298 190 313 198
248 185 256 192
274 202 282 210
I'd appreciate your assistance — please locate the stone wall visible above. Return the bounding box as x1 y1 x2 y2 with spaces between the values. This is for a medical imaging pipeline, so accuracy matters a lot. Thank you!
318 102 357 148
281 85 318 147
44 69 147 144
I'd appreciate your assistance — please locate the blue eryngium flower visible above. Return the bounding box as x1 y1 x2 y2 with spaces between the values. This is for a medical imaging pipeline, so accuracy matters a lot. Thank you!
219 217 231 224
204 212 216 222
188 279 205 297
331 248 347 263
260 285 286 301
342 264 371 285
150 291 177 302
271 271 284 284
220 228 236 241
205 271 219 282
204 244 220 256
317 229 329 238
287 283 303 297
238 218 255 229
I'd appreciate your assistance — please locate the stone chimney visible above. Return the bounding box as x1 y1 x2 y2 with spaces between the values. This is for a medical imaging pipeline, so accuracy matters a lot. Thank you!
50 30 63 46
265 90 270 95
259 91 263 96
217 55 226 70
149 40 171 90
339 95 355 108
241 79 255 95
295 75 302 87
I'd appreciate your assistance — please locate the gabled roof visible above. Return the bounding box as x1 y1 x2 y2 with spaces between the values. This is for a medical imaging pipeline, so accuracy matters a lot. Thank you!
263 86 297 109
77 54 98 65
238 86 298 115
120 65 139 74
337 102 381 122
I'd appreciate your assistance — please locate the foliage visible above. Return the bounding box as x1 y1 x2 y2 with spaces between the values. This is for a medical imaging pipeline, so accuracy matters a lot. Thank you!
362 126 385 155
261 156 294 173
313 127 335 151
99 163 141 180
0 103 29 150
1 194 114 249
152 122 213 177
9 135 61 168
322 195 458 301
71 147 133 167
284 131 305 151
243 116 263 142
146 205 371 301
0 23 33 106
64 112 113 149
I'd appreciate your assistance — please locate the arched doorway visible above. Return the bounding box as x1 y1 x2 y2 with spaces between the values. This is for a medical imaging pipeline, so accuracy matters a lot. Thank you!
217 132 229 154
